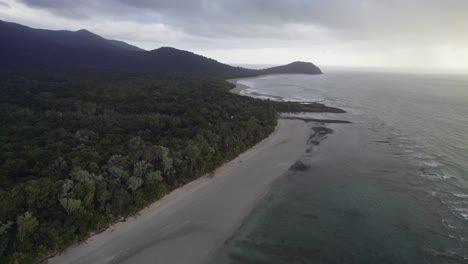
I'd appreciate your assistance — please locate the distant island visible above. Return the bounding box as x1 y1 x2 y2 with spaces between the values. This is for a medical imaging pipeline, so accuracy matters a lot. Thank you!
0 20 322 76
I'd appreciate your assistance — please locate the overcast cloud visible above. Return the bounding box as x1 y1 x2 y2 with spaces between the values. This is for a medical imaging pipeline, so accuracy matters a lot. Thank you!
2 0 468 70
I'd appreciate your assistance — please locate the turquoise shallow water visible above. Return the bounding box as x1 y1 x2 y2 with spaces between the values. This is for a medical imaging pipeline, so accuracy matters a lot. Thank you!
212 71 468 263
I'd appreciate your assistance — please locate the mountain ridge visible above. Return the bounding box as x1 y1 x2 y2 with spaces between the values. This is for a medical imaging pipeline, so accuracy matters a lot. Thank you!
0 20 322 76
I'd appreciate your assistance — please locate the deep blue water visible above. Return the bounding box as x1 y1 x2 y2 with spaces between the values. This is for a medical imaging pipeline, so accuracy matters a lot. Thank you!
212 71 468 263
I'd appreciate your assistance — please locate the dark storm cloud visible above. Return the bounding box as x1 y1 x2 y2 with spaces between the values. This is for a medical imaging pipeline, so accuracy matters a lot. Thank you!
18 0 136 19
30 0 363 28
16 0 468 43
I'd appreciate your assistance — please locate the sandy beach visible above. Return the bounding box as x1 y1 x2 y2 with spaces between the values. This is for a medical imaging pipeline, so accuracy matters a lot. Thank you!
228 78 252 95
48 119 310 264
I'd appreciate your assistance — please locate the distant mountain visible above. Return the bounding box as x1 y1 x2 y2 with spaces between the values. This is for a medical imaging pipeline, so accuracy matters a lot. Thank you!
262 61 322 75
0 20 322 76
0 20 142 52
143 47 252 76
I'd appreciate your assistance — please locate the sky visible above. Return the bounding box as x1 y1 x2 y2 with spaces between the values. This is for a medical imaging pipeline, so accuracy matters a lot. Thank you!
1 0 468 71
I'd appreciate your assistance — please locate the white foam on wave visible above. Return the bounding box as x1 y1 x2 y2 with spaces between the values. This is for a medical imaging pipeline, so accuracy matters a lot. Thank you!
259 96 281 101
241 89 323 104
422 160 443 168
240 88 255 95
399 144 424 149
281 97 310 103
447 223 458 229
420 173 452 181
257 76 276 80
240 89 283 102
237 80 256 88
453 193 468 198
452 207 468 220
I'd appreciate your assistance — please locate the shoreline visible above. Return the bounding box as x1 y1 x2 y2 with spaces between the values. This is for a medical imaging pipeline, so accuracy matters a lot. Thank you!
49 119 311 264
228 77 348 120
227 78 251 95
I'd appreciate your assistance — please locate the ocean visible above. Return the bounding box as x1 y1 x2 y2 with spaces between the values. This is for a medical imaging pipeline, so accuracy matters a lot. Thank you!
212 70 468 263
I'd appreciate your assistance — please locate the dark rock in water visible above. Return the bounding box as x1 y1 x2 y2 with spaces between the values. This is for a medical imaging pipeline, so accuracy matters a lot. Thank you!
309 140 321 146
305 127 334 153
374 140 391 144
312 127 334 135
289 161 310 171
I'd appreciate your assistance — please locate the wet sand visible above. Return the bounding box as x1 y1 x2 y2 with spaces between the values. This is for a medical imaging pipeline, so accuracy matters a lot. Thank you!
49 119 310 264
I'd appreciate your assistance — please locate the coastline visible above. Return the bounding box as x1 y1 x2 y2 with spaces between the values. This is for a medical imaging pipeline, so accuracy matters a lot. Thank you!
49 119 311 264
227 78 251 95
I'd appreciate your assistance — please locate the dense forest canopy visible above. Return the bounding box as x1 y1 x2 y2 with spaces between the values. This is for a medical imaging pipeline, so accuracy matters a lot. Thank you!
0 73 280 263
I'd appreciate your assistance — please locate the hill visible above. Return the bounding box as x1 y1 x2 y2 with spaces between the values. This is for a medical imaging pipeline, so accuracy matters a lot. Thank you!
262 61 322 75
0 20 322 76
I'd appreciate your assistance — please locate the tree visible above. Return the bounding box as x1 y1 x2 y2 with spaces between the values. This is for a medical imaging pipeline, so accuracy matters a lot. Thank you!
0 221 13 255
109 166 129 179
16 212 38 243
146 170 163 184
24 178 55 212
95 187 111 213
59 198 82 215
61 179 74 194
133 160 152 178
157 146 174 175
0 221 13 235
51 157 68 175
127 177 143 192
107 155 128 169
183 144 201 175
70 168 94 183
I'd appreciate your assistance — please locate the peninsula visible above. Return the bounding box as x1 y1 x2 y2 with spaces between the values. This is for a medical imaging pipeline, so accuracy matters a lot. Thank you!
0 20 334 264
